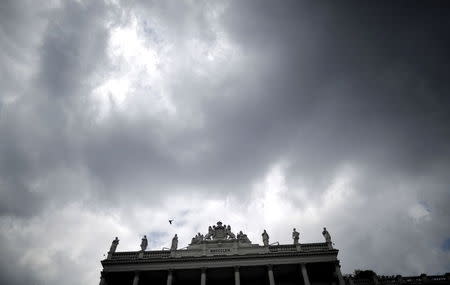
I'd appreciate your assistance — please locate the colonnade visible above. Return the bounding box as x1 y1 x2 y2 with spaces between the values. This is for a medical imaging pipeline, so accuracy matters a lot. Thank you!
100 262 345 285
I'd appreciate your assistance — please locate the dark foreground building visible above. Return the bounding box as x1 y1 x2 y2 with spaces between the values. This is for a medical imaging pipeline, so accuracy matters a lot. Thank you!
99 222 450 285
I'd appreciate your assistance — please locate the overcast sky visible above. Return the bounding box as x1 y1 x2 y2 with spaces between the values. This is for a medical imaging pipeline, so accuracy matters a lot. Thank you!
1 0 450 284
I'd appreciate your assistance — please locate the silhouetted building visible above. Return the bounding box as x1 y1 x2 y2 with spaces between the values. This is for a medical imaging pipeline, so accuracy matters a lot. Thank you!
345 271 450 285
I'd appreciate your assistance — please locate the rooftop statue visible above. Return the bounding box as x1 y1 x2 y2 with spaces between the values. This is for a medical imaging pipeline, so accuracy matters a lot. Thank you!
212 221 227 239
191 232 204 245
109 237 119 254
204 226 214 240
140 235 148 251
292 228 299 245
226 225 236 239
322 227 332 243
262 230 269 246
189 222 251 245
237 231 251 243
171 234 178 251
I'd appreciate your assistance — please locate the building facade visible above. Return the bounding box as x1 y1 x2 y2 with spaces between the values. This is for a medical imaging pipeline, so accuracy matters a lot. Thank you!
100 221 344 285
99 221 450 285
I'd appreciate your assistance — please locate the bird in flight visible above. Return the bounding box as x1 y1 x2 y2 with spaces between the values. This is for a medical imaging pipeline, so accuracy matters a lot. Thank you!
169 219 174 224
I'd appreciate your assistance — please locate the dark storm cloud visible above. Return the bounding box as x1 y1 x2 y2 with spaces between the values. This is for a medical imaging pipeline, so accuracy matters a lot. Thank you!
1 1 450 284
0 228 41 285
215 1 450 184
38 1 109 99
0 0 113 218
3 0 449 224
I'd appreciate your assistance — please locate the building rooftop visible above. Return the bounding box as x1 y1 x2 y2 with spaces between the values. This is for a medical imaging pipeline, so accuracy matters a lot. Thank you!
102 221 338 269
99 222 450 285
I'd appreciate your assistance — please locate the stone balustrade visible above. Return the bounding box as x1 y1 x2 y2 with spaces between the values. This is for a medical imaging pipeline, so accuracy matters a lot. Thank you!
106 242 333 263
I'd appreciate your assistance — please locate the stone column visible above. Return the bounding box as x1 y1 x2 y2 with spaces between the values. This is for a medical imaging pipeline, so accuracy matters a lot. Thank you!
99 272 107 285
373 274 379 285
267 265 275 285
300 264 311 285
234 266 240 285
167 270 173 285
200 268 207 285
335 262 345 285
132 271 140 285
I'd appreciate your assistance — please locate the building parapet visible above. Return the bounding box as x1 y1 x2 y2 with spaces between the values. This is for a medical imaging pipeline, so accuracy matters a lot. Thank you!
103 242 336 265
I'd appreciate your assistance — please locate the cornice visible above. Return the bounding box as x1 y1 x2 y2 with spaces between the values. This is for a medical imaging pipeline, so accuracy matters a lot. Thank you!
102 248 339 270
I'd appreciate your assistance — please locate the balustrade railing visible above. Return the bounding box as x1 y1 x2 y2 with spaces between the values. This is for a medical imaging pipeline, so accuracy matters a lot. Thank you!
269 244 296 252
142 250 171 259
109 242 332 261
300 242 330 251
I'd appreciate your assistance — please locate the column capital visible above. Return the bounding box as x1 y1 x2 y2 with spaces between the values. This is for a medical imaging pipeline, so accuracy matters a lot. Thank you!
267 264 273 270
234 265 240 271
134 270 141 275
201 267 207 273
